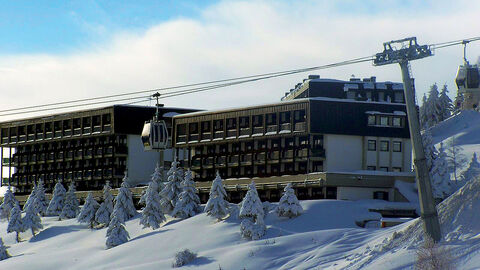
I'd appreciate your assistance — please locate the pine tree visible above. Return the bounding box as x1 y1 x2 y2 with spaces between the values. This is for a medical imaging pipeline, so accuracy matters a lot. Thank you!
46 180 66 216
239 181 264 222
460 153 480 184
113 176 137 223
160 160 184 213
23 202 43 236
445 135 467 184
7 204 23 242
425 83 441 127
140 180 166 229
151 162 165 191
23 182 37 211
0 186 19 221
430 143 452 200
60 181 80 220
78 192 100 228
422 129 437 172
204 172 229 220
419 94 429 129
0 238 10 261
33 179 49 216
438 84 453 121
95 181 114 226
106 209 129 249
172 170 201 219
276 183 303 218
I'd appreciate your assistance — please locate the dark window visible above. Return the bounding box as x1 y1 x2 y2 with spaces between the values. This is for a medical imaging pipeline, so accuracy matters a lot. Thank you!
373 191 389 201
201 121 211 132
239 117 249 128
368 140 376 151
213 120 224 131
266 113 276 125
226 118 236 129
367 166 376 170
380 141 389 151
379 167 389 172
253 115 263 127
177 124 186 135
189 123 198 134
393 117 402 127
280 112 290 124
293 110 305 122
393 141 402 152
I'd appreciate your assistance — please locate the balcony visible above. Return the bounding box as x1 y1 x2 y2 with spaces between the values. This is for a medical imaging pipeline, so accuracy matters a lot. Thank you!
269 151 280 164
177 135 187 144
226 129 237 139
63 129 72 137
297 149 309 161
265 125 277 135
279 123 292 134
202 157 214 169
36 133 44 140
54 130 62 138
94 148 103 158
254 153 266 165
239 128 251 137
294 122 306 132
93 125 101 134
19 135 26 142
216 156 226 168
252 126 264 136
103 124 112 133
189 134 199 142
73 128 82 136
200 132 212 142
228 155 239 167
282 150 294 162
27 134 35 141
1 137 8 145
240 154 253 166
10 136 18 143
104 146 113 157
65 151 74 161
213 131 224 140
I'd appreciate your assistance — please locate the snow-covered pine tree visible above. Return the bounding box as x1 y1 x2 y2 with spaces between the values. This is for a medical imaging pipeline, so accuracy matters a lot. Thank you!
60 181 80 220
113 176 137 223
419 94 429 129
105 209 129 249
22 201 43 236
46 179 66 216
152 162 165 191
172 169 201 219
430 143 452 201
140 180 166 229
445 135 467 184
438 84 453 121
33 179 49 216
276 183 303 218
7 204 23 242
95 181 114 226
78 192 100 228
23 182 37 211
0 186 18 221
204 172 229 220
0 237 10 261
460 153 480 184
239 181 266 240
239 181 264 222
422 129 437 172
160 160 183 213
425 83 441 128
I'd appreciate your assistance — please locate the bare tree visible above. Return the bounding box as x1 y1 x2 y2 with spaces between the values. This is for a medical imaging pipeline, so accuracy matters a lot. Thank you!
415 236 454 270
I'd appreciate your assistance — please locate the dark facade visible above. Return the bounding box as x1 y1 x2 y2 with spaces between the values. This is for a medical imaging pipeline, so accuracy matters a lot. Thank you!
173 96 409 182
0 105 195 194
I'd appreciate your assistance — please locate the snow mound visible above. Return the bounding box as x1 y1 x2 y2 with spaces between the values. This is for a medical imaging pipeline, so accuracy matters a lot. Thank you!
430 110 480 146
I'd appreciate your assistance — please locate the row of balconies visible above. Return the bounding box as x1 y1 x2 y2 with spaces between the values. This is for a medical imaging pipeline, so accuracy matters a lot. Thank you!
15 157 127 174
13 135 123 154
190 148 324 170
1 124 112 145
11 145 127 166
12 167 125 186
177 122 307 144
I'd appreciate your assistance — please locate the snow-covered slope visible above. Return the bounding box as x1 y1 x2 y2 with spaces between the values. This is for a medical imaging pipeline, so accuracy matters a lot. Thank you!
0 200 390 270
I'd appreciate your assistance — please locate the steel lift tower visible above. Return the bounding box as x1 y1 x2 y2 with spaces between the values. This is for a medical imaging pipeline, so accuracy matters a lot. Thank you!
374 37 442 243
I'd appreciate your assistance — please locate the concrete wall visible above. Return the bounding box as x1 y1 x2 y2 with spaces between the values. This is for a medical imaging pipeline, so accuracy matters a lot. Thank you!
364 136 412 172
127 135 161 186
324 134 363 171
337 186 393 201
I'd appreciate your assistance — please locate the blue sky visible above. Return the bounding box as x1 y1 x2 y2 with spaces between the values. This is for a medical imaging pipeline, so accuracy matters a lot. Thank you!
0 0 478 120
0 0 218 54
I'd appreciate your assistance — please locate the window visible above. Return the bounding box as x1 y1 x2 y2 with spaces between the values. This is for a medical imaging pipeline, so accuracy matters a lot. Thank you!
266 113 276 125
213 120 223 131
392 117 402 127
280 112 290 124
380 116 388 126
368 140 376 151
380 141 389 151
253 115 263 127
368 115 376 125
367 166 376 170
239 117 249 128
373 191 389 201
293 110 305 122
394 92 404 103
392 167 402 172
379 167 389 172
393 141 402 152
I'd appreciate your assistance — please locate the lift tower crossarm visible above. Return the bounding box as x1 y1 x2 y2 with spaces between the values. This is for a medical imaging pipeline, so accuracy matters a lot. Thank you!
374 37 442 243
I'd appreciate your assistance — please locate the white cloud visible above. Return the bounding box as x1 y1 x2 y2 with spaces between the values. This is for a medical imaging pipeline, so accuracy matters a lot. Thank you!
0 0 479 121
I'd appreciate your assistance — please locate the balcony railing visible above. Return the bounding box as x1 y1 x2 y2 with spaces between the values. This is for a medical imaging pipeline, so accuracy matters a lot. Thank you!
201 132 212 141
280 123 291 133
214 131 224 140
189 134 199 142
294 122 306 132
266 125 277 134
177 135 187 144
239 128 251 137
73 128 82 136
226 129 237 138
1 137 8 144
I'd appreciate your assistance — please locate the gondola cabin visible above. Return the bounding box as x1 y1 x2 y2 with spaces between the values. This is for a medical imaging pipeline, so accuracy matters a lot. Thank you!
141 119 169 151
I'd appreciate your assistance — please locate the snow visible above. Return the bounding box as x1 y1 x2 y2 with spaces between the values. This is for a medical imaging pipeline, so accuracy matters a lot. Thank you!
0 186 15 197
